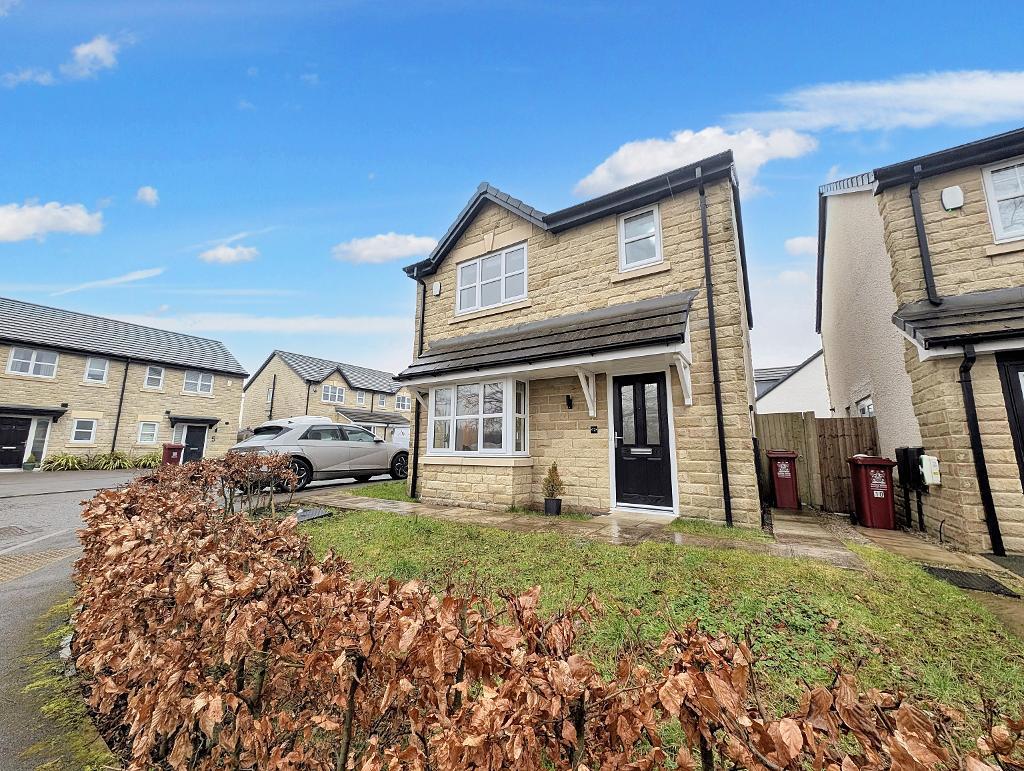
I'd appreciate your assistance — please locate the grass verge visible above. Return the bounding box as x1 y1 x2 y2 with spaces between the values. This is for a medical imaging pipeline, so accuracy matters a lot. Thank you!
669 517 773 542
303 508 1024 739
344 480 416 502
505 504 594 522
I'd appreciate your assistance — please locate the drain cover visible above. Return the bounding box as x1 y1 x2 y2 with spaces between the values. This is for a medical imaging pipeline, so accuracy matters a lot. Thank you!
921 566 1020 598
985 554 1024 580
295 507 331 524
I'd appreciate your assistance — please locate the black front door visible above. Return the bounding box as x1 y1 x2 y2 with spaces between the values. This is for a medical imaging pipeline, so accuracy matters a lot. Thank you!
182 425 207 463
612 372 673 508
0 417 32 469
998 352 1024 486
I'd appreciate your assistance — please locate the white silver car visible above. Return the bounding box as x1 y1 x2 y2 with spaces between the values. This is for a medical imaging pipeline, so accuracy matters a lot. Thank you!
231 416 409 491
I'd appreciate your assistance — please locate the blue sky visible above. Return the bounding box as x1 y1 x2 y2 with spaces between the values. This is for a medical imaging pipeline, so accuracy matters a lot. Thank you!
2 1 1023 375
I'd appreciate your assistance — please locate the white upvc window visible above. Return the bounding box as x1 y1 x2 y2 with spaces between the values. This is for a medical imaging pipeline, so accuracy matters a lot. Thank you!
855 396 875 417
395 394 412 411
183 370 214 394
377 393 387 408
6 347 58 378
983 156 1024 243
617 204 663 271
137 421 159 444
145 366 164 389
356 390 366 405
84 357 109 384
71 418 97 443
322 384 345 404
266 386 274 404
456 243 527 314
428 378 528 456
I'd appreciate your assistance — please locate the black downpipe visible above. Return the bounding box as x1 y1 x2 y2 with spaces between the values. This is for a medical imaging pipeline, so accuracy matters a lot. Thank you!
304 380 311 414
268 373 277 419
409 277 427 498
958 345 1005 556
110 358 131 453
697 167 733 526
909 165 943 307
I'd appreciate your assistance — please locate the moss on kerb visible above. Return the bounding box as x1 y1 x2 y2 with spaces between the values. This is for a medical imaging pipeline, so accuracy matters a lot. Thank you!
22 599 116 771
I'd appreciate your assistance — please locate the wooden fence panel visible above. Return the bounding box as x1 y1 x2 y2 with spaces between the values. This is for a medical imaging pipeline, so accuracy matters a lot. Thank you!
753 411 821 508
816 417 879 513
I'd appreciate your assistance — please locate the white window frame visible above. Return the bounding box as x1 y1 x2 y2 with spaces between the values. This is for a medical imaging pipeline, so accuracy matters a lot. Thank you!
395 394 412 411
377 393 387 408
137 421 159 444
183 370 214 395
455 242 528 315
84 357 109 384
6 347 59 379
427 377 529 457
321 384 345 404
266 386 274 404
70 418 97 444
144 366 165 389
855 396 875 417
356 390 366 405
982 155 1024 243
617 203 664 272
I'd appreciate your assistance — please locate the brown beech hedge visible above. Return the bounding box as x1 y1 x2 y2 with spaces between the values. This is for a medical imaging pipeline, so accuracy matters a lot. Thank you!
73 456 1023 770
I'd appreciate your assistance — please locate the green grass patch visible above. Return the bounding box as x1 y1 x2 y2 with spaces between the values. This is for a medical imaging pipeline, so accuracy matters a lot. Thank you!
303 508 1024 737
345 480 416 502
22 599 116 770
669 517 773 542
505 504 594 522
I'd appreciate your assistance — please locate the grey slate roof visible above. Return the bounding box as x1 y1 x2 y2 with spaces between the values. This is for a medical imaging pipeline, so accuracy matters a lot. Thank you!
754 365 798 397
396 291 696 380
755 350 823 401
0 296 247 376
335 406 410 426
892 287 1024 349
256 350 401 393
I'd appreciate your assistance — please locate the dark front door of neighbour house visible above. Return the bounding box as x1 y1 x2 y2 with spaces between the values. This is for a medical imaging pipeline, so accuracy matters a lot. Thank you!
182 425 207 463
0 416 31 469
998 352 1024 486
612 373 673 508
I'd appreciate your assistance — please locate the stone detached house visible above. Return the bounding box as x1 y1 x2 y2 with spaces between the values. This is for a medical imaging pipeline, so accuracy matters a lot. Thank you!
817 127 1024 555
395 151 761 525
241 350 414 445
0 297 247 468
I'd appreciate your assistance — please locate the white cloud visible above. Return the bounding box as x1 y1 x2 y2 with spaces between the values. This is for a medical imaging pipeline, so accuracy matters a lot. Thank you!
574 127 817 197
734 70 1024 132
237 98 255 111
199 244 259 264
748 259 821 368
784 236 817 257
113 312 412 336
135 185 159 206
52 267 164 297
300 72 320 86
0 0 20 17
332 232 438 264
0 201 103 241
2 68 55 88
60 34 123 80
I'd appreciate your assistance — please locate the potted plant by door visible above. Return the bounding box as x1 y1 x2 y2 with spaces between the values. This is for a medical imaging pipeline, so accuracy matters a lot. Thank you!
542 462 565 516
22 453 38 472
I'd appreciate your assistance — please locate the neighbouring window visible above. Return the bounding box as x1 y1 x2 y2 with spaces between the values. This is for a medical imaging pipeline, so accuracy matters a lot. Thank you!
618 204 663 270
356 391 366 405
145 365 165 388
429 378 528 455
71 418 97 443
138 421 159 444
266 386 274 404
30 419 49 458
84 357 109 384
322 384 345 404
7 347 58 378
456 243 527 314
855 396 874 417
172 424 185 443
183 370 214 394
378 393 387 408
395 394 412 411
983 157 1024 242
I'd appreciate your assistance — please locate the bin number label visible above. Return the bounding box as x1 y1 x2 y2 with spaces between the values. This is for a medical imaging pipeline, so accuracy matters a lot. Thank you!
873 490 885 498
777 461 791 478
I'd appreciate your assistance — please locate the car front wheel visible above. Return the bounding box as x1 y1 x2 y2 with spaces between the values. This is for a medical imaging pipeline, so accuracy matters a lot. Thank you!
390 452 409 480
289 457 313 491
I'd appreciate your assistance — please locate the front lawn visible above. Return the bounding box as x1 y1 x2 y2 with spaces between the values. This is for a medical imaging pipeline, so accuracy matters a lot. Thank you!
344 480 415 502
303 508 1024 738
669 517 773 542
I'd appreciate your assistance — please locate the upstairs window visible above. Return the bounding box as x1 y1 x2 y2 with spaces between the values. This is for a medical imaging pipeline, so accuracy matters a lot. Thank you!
84 357 109 384
456 243 527 313
855 396 875 417
983 157 1024 242
7 347 58 378
356 391 366 405
322 384 345 404
618 204 663 271
145 366 164 389
183 370 214 395
377 393 387 408
395 394 412 411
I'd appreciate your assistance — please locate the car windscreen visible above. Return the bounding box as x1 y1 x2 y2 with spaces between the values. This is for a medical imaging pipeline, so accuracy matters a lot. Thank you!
252 426 286 438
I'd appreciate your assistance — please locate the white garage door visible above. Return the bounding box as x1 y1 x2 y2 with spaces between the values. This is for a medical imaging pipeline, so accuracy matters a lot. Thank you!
391 426 410 448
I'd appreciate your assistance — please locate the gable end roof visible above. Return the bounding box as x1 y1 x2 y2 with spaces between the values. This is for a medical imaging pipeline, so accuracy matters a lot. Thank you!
755 349 823 401
245 349 401 393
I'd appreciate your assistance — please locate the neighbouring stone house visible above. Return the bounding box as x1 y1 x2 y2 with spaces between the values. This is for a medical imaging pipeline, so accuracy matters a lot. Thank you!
395 151 761 525
817 127 1024 555
241 350 414 445
0 296 247 468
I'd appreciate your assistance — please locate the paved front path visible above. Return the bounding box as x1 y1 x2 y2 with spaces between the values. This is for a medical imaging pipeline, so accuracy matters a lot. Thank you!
300 493 864 569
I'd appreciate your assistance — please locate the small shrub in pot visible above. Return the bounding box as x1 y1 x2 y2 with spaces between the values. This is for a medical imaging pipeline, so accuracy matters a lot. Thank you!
541 462 565 515
22 453 38 471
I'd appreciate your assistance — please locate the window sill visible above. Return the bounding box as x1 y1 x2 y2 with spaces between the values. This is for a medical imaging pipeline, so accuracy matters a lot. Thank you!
423 455 533 467
182 391 215 398
450 298 532 325
2 371 56 380
985 240 1024 257
82 381 108 387
611 261 671 283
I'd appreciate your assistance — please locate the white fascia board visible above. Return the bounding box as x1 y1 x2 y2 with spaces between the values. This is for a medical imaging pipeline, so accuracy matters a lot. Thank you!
897 327 1024 361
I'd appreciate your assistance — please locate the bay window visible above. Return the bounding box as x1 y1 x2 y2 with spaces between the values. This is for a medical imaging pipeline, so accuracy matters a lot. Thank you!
456 243 527 314
428 378 528 455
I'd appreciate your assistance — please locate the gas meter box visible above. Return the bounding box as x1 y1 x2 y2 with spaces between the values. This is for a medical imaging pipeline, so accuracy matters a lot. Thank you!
920 454 941 486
